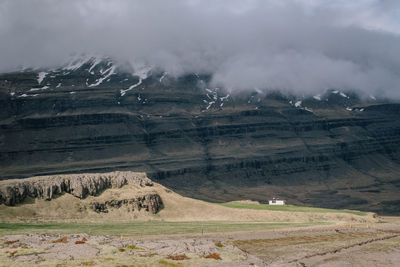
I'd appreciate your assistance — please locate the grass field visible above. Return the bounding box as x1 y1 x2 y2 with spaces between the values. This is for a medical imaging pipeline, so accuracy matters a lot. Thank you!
0 221 325 236
219 202 367 216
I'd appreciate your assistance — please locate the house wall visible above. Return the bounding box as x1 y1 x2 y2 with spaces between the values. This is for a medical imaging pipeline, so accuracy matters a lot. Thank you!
269 200 285 205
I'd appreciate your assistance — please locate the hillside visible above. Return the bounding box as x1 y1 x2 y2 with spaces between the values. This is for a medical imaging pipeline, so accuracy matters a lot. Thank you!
0 171 373 224
0 58 400 215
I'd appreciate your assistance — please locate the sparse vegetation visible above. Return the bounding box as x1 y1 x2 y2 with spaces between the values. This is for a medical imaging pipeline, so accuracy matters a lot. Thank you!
167 254 190 260
204 253 221 260
4 240 19 245
215 241 224 247
126 245 141 250
219 202 367 216
0 221 324 236
81 261 96 266
158 259 184 267
233 229 400 265
75 237 87 244
52 236 68 243
139 252 158 257
9 250 18 256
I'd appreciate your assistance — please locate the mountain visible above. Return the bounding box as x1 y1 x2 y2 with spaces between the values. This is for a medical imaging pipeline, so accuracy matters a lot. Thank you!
1 56 399 215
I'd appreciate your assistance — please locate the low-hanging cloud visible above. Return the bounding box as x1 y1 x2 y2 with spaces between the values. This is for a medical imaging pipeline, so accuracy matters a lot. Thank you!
1 0 400 97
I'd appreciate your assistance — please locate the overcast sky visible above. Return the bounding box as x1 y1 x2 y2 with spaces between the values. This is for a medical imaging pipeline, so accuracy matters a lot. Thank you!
1 0 400 97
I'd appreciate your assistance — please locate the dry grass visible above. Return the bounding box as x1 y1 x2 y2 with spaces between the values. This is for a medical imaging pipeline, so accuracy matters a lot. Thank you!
126 244 141 250
220 201 367 216
0 221 323 236
139 252 158 257
4 240 19 245
75 237 88 244
158 259 185 266
166 254 190 260
233 230 397 262
0 182 374 225
157 185 371 223
52 236 67 243
204 253 221 260
81 261 96 266
234 231 384 248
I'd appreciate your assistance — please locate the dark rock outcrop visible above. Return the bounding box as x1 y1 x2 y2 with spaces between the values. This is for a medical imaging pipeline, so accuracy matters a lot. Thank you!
90 194 163 214
0 171 153 206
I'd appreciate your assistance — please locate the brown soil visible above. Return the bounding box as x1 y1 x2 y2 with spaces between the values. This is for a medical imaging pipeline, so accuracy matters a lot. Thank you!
232 218 400 267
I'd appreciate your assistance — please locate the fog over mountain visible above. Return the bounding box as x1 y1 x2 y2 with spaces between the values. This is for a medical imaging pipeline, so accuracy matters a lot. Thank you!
1 0 400 97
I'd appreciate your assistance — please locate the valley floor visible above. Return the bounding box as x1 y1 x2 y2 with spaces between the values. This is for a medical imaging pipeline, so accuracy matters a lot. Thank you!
1 218 400 267
0 173 397 266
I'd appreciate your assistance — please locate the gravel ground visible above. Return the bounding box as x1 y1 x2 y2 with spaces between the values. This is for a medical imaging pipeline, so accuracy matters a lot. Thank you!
1 220 399 266
0 233 265 266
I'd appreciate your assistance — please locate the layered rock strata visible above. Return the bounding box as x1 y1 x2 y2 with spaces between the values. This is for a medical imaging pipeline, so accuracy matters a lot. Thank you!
0 171 153 206
1 67 400 214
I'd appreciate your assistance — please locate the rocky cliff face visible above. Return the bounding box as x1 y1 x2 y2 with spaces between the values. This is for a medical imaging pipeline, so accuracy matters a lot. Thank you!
90 194 163 214
0 171 153 206
0 59 399 214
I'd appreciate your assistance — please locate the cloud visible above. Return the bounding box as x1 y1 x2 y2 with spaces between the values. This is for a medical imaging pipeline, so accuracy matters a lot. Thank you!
1 0 400 97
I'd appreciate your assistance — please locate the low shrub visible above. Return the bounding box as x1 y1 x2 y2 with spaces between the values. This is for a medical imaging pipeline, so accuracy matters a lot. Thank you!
126 245 141 250
75 237 88 244
215 241 224 248
9 250 18 256
53 237 67 243
205 253 221 260
4 240 19 245
167 254 190 260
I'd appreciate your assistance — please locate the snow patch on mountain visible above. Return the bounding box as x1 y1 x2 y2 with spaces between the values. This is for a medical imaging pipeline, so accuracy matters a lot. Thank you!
159 72 167 83
18 93 38 98
88 57 103 73
313 94 321 101
331 90 350 98
63 55 91 71
202 87 230 111
37 72 47 85
88 65 116 87
120 66 152 97
29 86 49 92
304 107 313 113
120 78 142 96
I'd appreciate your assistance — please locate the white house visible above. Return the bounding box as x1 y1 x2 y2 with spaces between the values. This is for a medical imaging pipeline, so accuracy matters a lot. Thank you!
268 198 286 205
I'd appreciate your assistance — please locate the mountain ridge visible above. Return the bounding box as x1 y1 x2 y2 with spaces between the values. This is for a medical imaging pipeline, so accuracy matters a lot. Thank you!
1 57 400 215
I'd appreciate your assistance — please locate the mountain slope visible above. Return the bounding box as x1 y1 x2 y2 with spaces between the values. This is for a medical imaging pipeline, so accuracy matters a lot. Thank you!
0 58 399 215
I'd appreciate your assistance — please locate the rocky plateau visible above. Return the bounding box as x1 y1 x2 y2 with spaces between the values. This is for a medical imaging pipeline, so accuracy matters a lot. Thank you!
0 171 162 214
